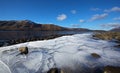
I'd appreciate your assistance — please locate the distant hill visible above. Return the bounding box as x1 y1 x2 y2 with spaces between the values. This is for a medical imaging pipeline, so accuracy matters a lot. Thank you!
0 20 91 31
110 27 120 32
0 20 67 31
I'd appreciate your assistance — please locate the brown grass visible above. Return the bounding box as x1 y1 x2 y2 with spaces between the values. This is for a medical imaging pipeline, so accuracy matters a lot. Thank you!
104 66 120 73
93 32 120 41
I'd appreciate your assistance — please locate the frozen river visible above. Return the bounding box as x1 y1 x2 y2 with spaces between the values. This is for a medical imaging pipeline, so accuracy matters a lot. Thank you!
0 33 120 73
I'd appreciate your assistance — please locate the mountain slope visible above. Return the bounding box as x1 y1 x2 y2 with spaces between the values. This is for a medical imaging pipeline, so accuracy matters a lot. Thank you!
0 20 92 31
110 27 120 32
0 20 67 31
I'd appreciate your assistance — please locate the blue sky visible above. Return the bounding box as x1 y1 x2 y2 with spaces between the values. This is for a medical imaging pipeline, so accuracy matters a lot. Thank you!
0 0 120 30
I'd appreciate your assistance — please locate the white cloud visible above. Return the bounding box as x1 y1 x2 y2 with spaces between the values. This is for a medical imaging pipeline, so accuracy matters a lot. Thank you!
71 10 76 14
100 23 120 28
89 13 108 21
48 22 54 24
79 19 85 23
104 6 120 12
113 17 120 21
91 8 101 11
71 24 80 28
57 14 67 21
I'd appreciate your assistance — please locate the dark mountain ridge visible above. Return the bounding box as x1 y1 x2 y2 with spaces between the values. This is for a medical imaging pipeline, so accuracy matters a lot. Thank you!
110 27 120 32
0 20 91 31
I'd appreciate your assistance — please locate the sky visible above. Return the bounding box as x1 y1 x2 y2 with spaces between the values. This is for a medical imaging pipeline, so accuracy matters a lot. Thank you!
0 0 120 30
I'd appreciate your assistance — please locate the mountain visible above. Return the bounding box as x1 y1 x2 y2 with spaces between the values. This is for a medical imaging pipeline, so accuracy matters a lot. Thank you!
110 27 120 32
0 20 93 31
0 20 67 31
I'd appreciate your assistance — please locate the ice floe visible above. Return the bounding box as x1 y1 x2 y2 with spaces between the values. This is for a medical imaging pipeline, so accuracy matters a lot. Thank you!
0 33 120 73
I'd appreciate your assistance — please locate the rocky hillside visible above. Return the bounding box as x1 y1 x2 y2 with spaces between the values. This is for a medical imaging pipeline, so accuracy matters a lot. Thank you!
0 20 67 31
0 20 92 31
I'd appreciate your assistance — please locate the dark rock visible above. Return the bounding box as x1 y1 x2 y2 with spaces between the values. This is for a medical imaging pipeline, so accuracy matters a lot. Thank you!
91 53 101 58
47 68 65 73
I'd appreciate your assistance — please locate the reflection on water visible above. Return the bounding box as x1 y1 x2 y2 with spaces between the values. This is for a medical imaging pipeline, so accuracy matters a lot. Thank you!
0 31 86 40
0 31 89 46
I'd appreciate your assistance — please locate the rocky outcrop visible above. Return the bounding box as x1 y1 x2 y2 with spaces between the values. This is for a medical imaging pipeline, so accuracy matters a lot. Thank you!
18 47 28 54
91 53 101 58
